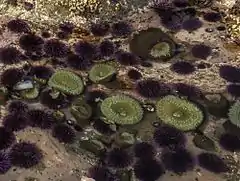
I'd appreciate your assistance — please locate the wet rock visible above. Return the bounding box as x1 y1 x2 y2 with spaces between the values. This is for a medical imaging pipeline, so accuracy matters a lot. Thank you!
223 120 240 137
193 133 216 152
13 80 34 90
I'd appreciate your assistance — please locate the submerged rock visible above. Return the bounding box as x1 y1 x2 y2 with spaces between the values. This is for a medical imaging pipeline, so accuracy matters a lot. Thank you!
79 139 105 156
115 132 136 148
193 133 216 152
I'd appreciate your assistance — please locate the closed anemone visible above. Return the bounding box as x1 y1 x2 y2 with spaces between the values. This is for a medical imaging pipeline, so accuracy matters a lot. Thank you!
1 68 24 88
149 41 172 59
134 142 155 158
44 39 69 58
191 44 212 60
100 94 143 125
7 100 29 113
219 65 240 83
99 40 115 58
90 22 110 36
228 101 240 127
9 142 43 168
219 133 240 152
203 12 222 22
48 70 84 96
116 51 139 65
134 159 164 181
170 61 195 75
111 21 132 37
227 84 240 97
182 18 203 32
7 19 31 33
89 64 116 83
52 123 76 143
106 148 133 168
88 166 114 181
40 89 71 109
29 65 54 80
92 119 115 135
161 148 195 174
197 153 228 173
0 127 16 150
66 54 92 70
74 41 97 60
3 113 29 132
0 152 11 174
156 95 204 131
28 109 55 129
127 69 142 80
153 125 186 148
136 79 170 98
19 34 44 52
0 47 22 65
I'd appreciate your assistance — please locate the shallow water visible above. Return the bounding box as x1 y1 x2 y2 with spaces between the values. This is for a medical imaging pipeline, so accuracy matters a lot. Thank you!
0 0 239 181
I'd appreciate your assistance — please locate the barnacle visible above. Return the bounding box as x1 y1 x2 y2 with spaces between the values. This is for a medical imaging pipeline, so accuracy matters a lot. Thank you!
48 70 84 96
89 64 116 83
100 95 143 125
130 28 176 60
156 95 204 131
228 101 240 127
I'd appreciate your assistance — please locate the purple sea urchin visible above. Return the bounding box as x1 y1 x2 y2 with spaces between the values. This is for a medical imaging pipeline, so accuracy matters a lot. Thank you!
98 40 115 58
90 22 110 36
127 69 142 80
136 79 170 98
44 39 69 58
28 109 55 129
88 165 114 181
106 148 133 168
59 22 74 34
153 125 186 149
173 83 202 98
3 113 29 132
191 44 212 60
197 153 228 173
56 31 69 39
227 84 240 97
7 19 31 33
66 54 91 70
134 159 164 181
0 127 16 150
0 47 22 65
74 41 97 60
219 133 240 152
40 89 71 109
173 0 189 7
1 68 24 87
150 0 173 11
7 100 29 113
0 152 11 174
161 148 195 174
9 142 43 168
203 12 222 22
19 34 44 52
52 123 76 143
182 18 203 32
111 21 132 37
134 142 155 159
170 61 195 74
29 65 54 80
116 51 139 65
219 65 240 83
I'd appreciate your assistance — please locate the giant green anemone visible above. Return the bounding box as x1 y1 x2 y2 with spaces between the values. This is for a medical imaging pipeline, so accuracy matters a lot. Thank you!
129 28 176 61
89 64 116 83
100 95 143 125
48 70 84 95
228 101 240 127
156 95 204 131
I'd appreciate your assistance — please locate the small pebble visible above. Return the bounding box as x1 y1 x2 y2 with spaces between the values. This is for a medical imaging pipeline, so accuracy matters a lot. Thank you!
216 26 226 31
152 121 161 127
205 28 214 33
